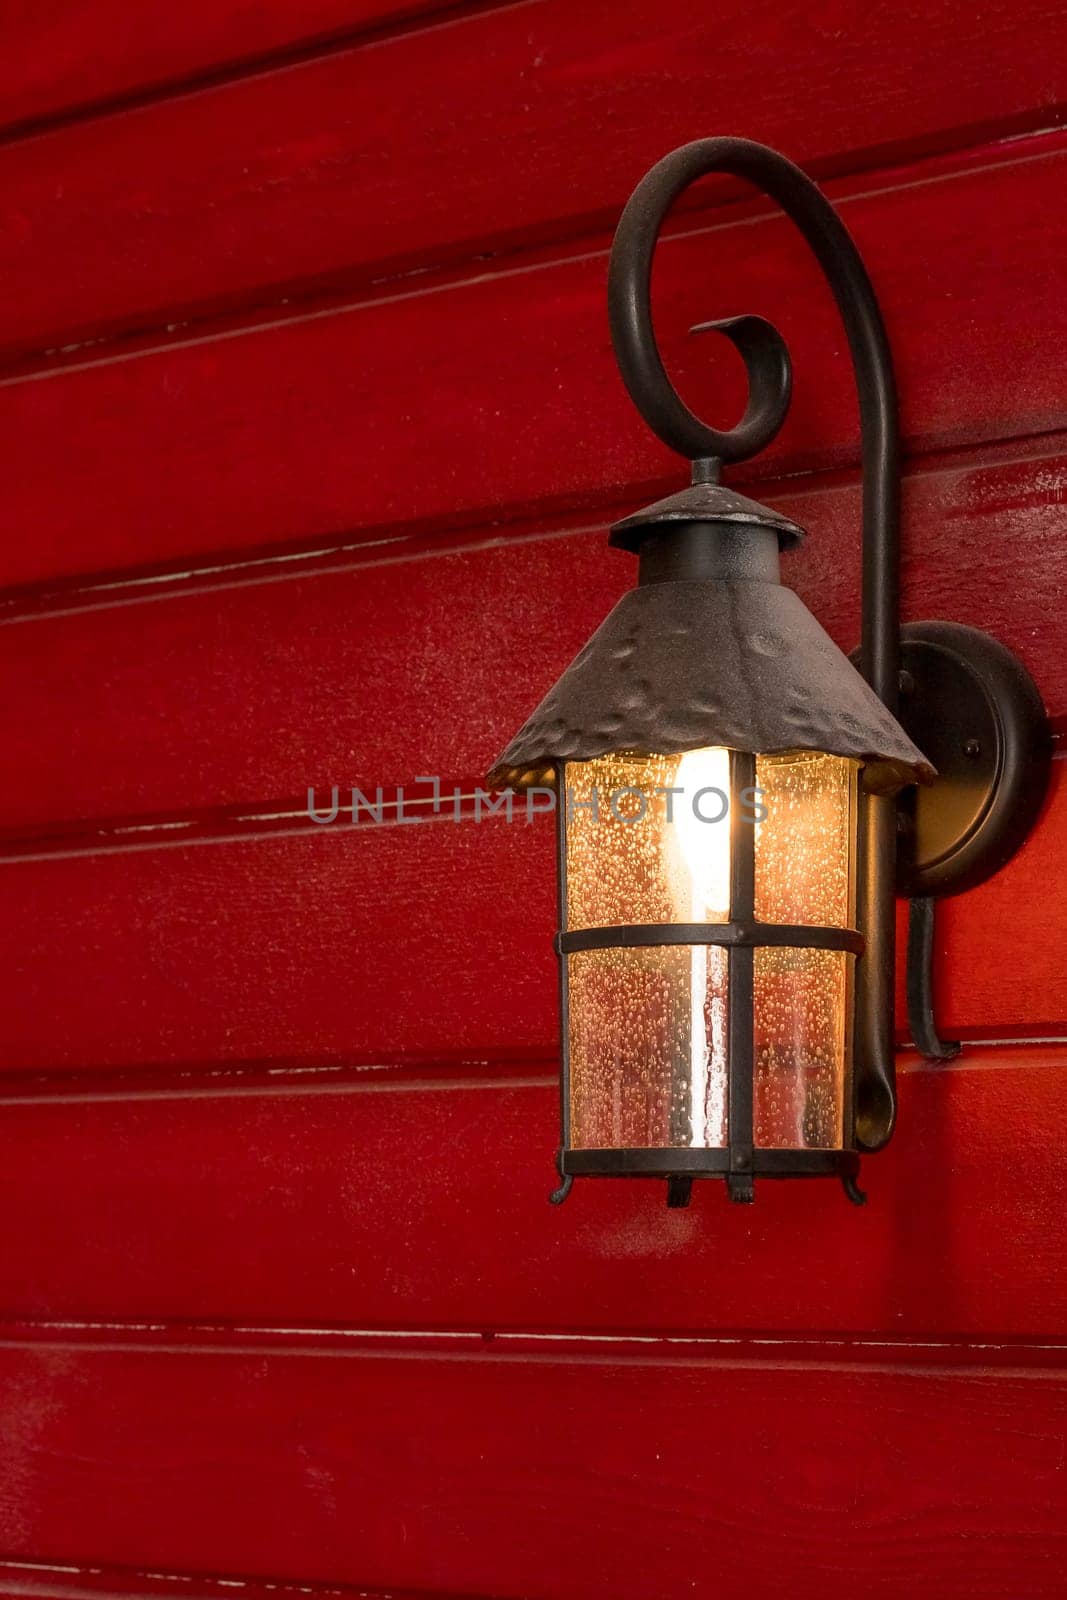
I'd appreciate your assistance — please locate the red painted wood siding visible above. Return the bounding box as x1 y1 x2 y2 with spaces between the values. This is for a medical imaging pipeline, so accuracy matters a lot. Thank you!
0 6 1064 1600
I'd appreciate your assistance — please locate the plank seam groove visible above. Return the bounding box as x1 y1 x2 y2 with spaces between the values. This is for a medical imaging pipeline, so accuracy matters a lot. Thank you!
1 121 1063 384
0 1322 1065 1377
0 1070 557 1105
0 719 1061 861
0 0 514 149
1 425 1065 626
0 787 489 862
0 1042 1061 1105
0 1556 472 1600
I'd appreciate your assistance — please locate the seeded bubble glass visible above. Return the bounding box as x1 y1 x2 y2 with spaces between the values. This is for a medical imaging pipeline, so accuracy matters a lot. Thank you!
563 748 858 1156
565 750 732 929
754 753 857 1149
565 750 731 1149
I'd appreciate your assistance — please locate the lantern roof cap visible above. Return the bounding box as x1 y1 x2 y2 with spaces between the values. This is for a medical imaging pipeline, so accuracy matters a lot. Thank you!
489 579 934 791
609 479 804 554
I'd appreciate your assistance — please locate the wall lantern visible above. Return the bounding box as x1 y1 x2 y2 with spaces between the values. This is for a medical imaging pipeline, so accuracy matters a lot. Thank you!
489 138 1050 1207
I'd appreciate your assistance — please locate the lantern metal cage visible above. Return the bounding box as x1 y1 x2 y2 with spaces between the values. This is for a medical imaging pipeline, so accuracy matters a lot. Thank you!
555 746 868 1207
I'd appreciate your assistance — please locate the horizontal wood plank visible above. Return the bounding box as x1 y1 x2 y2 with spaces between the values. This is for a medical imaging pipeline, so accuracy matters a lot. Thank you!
0 4 1064 360
0 1048 1063 1338
0 1342 1066 1597
0 814 554 1071
0 1 448 137
2 139 1065 589
0 438 1063 833
0 760 1063 1072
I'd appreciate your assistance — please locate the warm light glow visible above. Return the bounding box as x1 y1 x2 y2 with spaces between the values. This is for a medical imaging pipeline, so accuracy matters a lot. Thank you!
564 748 858 1156
568 946 727 1148
754 752 856 928
753 947 849 1148
564 750 731 1149
564 749 733 930
672 746 732 921
752 753 858 1149
672 747 730 1145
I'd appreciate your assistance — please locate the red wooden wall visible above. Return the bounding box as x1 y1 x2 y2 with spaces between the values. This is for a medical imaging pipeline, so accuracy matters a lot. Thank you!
0 5 1065 1598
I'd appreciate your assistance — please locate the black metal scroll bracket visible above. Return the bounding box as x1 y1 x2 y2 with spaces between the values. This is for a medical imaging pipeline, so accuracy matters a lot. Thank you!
549 1149 574 1206
894 621 1050 1062
906 897 960 1062
608 137 902 1163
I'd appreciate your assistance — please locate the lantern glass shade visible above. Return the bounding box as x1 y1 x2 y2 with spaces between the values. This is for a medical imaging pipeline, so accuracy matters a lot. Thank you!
561 748 858 1158
753 752 856 1150
564 749 734 928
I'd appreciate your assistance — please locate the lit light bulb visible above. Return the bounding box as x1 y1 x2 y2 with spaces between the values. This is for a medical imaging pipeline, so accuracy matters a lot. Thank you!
673 746 732 920
670 747 731 1146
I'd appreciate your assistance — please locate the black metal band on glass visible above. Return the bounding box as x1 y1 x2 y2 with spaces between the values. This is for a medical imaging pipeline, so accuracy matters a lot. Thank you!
558 922 864 956
563 1148 862 1180
549 759 574 1206
726 750 756 1201
607 137 900 1154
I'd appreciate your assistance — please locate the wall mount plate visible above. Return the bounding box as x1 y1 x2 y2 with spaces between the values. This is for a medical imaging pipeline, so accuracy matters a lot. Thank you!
893 621 1050 899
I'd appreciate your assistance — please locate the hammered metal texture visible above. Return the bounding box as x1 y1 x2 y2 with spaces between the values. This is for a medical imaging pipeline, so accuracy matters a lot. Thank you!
489 580 933 786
